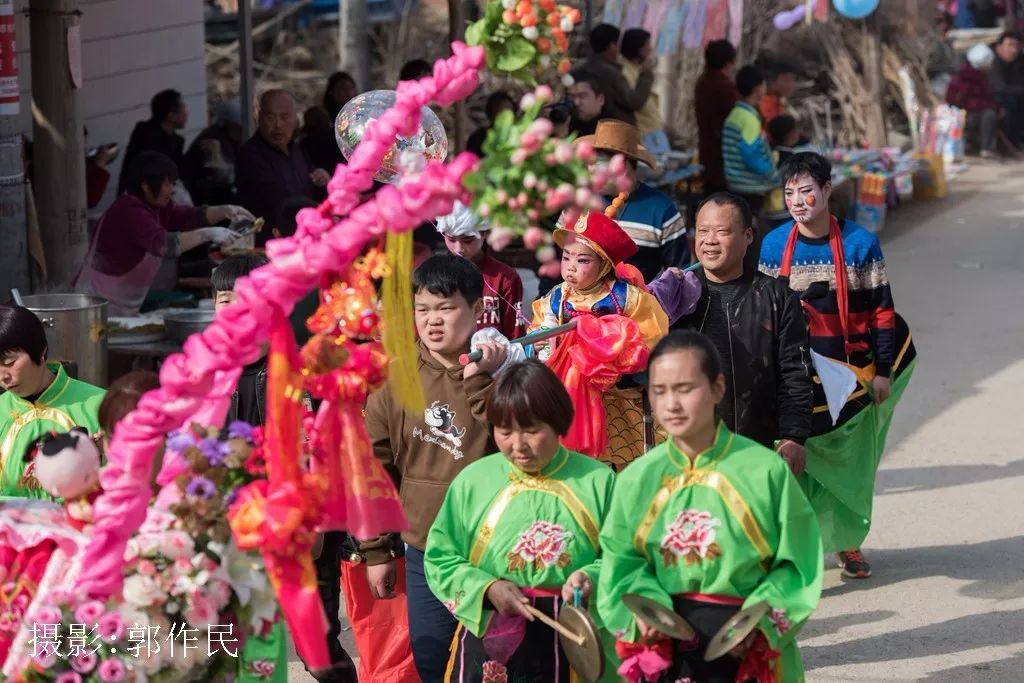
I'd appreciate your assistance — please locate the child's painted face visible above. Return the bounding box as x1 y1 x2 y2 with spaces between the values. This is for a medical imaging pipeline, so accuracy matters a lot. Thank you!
214 290 236 313
414 289 481 357
443 234 484 263
560 236 606 291
648 349 725 441
784 173 831 225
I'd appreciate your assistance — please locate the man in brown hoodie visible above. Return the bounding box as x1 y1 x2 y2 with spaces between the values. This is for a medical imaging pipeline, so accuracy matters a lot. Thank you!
360 253 508 682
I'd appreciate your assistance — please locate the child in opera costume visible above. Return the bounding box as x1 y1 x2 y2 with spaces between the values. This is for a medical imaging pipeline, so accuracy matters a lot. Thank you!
531 210 669 469
598 331 823 683
425 359 617 682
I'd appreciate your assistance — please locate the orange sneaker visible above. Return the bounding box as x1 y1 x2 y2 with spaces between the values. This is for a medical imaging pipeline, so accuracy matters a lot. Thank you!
837 550 872 579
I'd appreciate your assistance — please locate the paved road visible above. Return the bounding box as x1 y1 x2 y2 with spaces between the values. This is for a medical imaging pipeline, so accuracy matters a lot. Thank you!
803 159 1024 681
289 160 1024 681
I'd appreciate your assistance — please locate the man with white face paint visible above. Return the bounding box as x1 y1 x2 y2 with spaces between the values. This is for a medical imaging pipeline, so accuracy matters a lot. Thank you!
759 152 917 581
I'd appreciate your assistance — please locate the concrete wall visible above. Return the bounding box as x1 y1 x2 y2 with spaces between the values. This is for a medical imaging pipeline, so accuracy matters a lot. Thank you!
13 0 208 210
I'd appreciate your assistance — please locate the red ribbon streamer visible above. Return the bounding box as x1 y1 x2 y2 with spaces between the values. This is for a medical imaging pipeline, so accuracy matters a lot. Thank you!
546 314 649 457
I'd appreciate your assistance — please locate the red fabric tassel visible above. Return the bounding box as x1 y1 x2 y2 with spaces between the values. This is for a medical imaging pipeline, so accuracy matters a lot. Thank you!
735 632 780 683
546 314 649 457
614 638 673 683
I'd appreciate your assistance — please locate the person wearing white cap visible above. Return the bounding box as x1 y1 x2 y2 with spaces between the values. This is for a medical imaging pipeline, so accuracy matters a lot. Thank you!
946 44 1000 158
436 201 526 340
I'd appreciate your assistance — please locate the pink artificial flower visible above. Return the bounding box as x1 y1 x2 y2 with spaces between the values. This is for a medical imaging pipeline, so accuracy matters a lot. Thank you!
527 208 541 222
55 673 83 683
608 153 627 175
97 656 128 683
209 579 232 606
71 651 98 674
523 172 538 189
487 227 515 252
575 187 593 207
98 612 126 642
520 132 539 151
73 600 106 627
527 118 553 140
523 226 546 249
136 560 156 576
495 189 509 203
554 142 573 164
31 605 62 627
616 174 634 193
478 204 492 217
184 593 219 629
534 85 554 103
511 149 528 165
520 93 537 110
33 650 57 668
576 140 596 163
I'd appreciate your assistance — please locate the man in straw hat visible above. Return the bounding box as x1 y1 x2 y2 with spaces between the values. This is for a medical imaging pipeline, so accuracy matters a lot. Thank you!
577 119 690 285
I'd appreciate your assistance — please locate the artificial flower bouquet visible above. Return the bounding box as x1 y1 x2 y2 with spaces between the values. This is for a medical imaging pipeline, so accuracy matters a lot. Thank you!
463 85 631 277
21 422 280 682
466 0 582 83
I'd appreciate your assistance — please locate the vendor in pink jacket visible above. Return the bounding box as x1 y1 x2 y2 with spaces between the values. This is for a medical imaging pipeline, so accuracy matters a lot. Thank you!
78 151 251 315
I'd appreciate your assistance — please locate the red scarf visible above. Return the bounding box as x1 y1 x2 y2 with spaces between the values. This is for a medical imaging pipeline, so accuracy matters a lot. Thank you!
780 215 867 356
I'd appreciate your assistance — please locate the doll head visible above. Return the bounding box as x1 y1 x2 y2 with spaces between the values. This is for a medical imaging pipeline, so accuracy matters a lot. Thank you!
24 427 101 499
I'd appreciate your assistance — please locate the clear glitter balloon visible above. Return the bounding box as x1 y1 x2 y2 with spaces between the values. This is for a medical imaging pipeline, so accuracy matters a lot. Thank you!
334 90 449 183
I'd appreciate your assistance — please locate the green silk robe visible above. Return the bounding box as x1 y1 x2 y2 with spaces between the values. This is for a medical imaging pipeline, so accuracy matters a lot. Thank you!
597 424 823 682
0 363 105 500
425 448 616 670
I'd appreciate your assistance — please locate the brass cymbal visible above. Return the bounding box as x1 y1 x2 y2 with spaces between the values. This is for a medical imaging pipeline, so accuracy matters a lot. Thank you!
622 593 697 641
558 605 604 683
704 602 770 662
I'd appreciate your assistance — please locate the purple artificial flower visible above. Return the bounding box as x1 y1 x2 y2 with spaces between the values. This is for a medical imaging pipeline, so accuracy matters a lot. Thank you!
227 420 255 441
197 437 229 466
185 476 217 500
165 431 196 453
225 487 240 507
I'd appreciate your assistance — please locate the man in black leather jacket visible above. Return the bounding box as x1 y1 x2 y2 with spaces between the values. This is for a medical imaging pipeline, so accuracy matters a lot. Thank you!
672 193 812 473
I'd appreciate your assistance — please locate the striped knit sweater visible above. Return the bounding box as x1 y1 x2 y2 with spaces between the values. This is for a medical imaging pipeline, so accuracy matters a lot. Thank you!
722 102 779 194
759 219 897 376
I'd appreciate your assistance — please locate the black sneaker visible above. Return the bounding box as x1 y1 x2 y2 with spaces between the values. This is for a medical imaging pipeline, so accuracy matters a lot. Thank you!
837 549 872 579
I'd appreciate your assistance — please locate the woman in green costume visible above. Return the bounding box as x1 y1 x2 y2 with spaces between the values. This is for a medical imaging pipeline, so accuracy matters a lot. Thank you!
598 331 823 683
425 359 617 682
0 306 105 499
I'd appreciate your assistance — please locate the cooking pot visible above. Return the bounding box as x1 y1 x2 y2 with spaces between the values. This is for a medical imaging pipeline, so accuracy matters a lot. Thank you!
22 294 108 386
163 310 215 345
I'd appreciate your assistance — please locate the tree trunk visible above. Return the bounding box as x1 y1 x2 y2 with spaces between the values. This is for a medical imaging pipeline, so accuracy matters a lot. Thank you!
0 0 28 293
861 18 887 147
340 0 370 90
29 0 87 293
449 0 468 153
